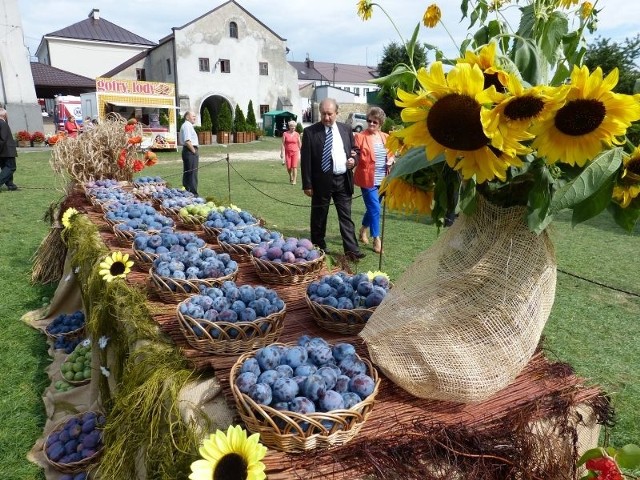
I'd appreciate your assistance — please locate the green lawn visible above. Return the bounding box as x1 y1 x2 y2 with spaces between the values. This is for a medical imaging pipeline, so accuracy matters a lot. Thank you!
2 138 639 478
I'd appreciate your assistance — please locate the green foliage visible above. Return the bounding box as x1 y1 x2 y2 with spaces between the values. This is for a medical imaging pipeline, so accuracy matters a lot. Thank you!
159 110 170 127
295 122 303 134
233 104 246 133
375 41 429 119
246 100 257 131
381 118 395 133
200 107 213 132
217 102 232 132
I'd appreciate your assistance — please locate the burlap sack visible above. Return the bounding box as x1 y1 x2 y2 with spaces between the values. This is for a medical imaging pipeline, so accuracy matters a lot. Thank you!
360 197 557 402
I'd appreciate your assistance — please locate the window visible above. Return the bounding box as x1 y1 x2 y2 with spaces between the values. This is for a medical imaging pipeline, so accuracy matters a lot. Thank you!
259 62 269 75
363 88 370 95
260 104 269 115
354 87 360 96
136 68 146 81
344 87 351 92
220 59 231 73
199 58 210 72
166 58 172 75
229 21 238 38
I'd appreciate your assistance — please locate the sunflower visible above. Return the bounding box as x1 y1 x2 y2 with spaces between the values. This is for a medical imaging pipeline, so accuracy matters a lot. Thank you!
613 147 640 208
61 207 80 229
396 62 523 183
380 177 434 215
478 73 569 156
98 251 133 282
457 43 509 92
422 4 441 28
557 0 579 8
532 66 640 167
356 0 374 21
367 270 390 281
189 425 267 480
579 1 593 19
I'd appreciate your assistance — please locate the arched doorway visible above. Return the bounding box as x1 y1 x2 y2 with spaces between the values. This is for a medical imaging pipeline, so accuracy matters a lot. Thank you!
200 95 232 139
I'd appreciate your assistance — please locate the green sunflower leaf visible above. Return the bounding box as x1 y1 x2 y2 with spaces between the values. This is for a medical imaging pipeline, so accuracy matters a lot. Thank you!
570 173 615 226
577 447 607 467
459 178 477 216
406 23 421 65
386 148 445 181
527 163 554 234
539 11 569 65
550 148 623 214
513 39 542 85
616 443 640 469
607 201 640 233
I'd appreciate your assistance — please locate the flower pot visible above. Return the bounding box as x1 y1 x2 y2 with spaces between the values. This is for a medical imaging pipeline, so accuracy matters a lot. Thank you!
197 131 212 145
234 132 246 143
360 196 557 402
32 141 45 147
216 131 230 144
18 140 31 148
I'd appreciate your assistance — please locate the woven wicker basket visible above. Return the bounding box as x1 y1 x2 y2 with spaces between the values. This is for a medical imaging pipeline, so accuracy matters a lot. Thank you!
132 245 157 269
230 343 380 452
176 303 286 355
217 240 257 261
175 214 205 231
250 253 325 285
305 295 376 335
132 180 167 188
44 324 85 343
43 412 104 473
60 355 92 386
148 267 238 302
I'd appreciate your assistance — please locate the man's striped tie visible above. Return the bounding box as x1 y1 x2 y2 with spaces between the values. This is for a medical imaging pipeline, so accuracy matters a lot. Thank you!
321 127 333 173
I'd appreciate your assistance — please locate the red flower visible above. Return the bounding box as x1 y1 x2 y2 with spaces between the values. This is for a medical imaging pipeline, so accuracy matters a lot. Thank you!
586 457 623 480
128 136 142 144
125 124 136 133
144 151 158 166
133 159 144 172
127 118 138 125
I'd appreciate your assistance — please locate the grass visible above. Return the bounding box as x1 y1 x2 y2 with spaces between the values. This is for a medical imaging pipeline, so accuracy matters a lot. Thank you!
2 137 639 478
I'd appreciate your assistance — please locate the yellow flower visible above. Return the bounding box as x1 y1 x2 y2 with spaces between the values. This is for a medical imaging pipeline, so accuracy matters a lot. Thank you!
61 208 80 229
357 0 374 21
422 4 441 28
380 177 434 215
367 270 390 281
189 425 267 480
397 62 523 183
558 0 579 8
532 66 640 167
579 1 593 19
98 251 133 282
478 73 569 156
457 43 509 92
613 147 640 208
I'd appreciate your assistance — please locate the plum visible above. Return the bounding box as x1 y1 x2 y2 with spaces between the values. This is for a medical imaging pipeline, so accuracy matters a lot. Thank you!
255 346 281 371
301 374 326 402
332 343 356 361
294 364 317 377
275 364 294 378
316 366 338 390
272 377 300 403
247 383 272 405
341 392 363 409
308 345 333 366
319 390 345 412
235 372 258 394
339 355 367 377
241 358 261 377
349 373 376 398
289 396 315 415
282 346 307 368
334 374 351 393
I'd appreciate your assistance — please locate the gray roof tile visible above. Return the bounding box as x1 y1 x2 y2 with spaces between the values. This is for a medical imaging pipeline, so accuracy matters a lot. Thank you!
46 17 155 46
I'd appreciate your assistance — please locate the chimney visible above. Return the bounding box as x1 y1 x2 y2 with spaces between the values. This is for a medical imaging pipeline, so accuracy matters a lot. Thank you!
88 8 100 20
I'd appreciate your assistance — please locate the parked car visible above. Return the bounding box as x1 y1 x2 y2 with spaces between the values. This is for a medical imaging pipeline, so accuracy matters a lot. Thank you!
346 112 367 132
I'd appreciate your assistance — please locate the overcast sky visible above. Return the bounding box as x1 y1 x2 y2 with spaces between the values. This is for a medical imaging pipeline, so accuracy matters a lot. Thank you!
16 0 640 67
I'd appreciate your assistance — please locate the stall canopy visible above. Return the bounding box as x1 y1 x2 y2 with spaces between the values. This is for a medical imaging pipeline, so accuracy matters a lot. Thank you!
262 110 297 137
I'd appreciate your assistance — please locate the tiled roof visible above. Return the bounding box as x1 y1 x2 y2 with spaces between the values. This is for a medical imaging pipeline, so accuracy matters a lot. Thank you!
289 61 377 84
31 62 95 88
46 17 155 46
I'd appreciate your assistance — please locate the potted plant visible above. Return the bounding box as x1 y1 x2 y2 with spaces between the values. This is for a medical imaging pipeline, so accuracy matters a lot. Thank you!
246 101 258 142
31 131 46 146
198 108 213 145
233 105 247 143
16 130 31 147
217 103 232 144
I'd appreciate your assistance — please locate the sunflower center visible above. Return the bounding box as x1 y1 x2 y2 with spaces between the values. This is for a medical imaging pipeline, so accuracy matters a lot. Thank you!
504 95 545 121
483 72 507 93
110 261 126 276
554 99 605 136
427 93 488 151
213 453 248 480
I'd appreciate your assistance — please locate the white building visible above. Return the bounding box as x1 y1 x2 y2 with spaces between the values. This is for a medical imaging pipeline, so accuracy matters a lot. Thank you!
0 0 43 132
103 0 300 133
35 9 156 81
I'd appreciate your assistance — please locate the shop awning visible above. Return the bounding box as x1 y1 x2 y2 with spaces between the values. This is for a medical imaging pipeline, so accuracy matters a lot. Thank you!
106 100 177 109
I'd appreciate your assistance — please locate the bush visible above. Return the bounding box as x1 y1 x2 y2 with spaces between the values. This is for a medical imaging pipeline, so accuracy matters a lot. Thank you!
246 100 257 132
233 104 246 133
296 122 304 134
218 103 232 132
16 130 31 142
31 131 46 143
381 118 395 133
201 108 213 132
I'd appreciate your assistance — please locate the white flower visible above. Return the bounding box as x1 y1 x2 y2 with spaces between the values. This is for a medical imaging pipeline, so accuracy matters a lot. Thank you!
81 339 91 347
74 266 81 274
98 336 109 349
64 274 72 282
100 366 110 377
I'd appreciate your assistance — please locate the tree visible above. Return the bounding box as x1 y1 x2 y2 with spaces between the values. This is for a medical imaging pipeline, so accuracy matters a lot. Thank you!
201 107 213 133
246 100 257 132
233 104 246 133
374 41 429 120
217 103 232 132
584 35 640 94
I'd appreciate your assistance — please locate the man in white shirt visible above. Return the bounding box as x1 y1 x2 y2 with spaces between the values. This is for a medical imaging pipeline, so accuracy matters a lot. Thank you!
180 110 199 195
300 98 365 261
